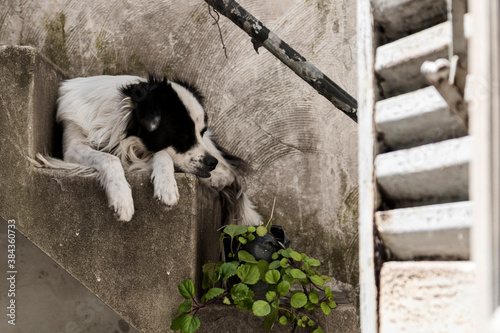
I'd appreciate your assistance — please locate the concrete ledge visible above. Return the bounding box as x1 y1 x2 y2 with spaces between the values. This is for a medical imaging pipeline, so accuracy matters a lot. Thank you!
376 201 472 259
196 302 359 333
379 261 475 333
372 0 447 42
375 136 471 206
375 22 450 98
375 86 468 150
0 45 222 333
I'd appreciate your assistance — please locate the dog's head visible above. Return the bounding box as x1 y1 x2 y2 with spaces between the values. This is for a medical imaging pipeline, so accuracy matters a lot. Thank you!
121 75 217 178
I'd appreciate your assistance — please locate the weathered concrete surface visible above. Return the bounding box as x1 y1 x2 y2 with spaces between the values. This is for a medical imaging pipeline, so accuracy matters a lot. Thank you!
197 301 359 333
0 0 359 307
0 45 221 333
375 22 450 98
379 261 475 333
371 0 447 42
375 86 468 150
0 220 140 333
375 136 471 207
375 201 472 259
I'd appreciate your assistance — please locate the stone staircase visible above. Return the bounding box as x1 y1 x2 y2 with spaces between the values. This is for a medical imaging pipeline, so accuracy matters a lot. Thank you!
358 0 474 331
0 45 358 332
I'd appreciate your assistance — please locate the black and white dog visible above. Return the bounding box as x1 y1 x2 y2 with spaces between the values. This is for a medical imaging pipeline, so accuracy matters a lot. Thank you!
33 74 261 225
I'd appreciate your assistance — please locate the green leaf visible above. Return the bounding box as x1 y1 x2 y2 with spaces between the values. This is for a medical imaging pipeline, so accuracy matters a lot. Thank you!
171 313 188 331
219 262 239 281
247 226 256 233
290 292 308 309
257 260 269 281
268 260 281 270
279 316 288 325
178 300 192 313
277 280 290 296
304 301 316 310
263 306 279 331
235 297 254 311
252 300 271 317
178 280 195 299
289 250 302 262
181 315 200 333
328 299 338 309
309 275 325 287
282 274 294 285
265 270 281 284
325 286 333 300
238 236 247 244
256 225 268 237
223 296 231 305
223 225 249 238
202 263 220 288
237 263 260 285
308 289 319 304
247 234 255 241
203 288 225 301
321 275 333 282
321 302 332 315
271 252 279 260
313 327 324 333
230 281 255 311
278 249 291 258
290 269 307 280
272 298 280 309
280 258 290 268
238 250 258 264
231 283 249 300
266 291 277 302
308 319 316 327
306 257 321 267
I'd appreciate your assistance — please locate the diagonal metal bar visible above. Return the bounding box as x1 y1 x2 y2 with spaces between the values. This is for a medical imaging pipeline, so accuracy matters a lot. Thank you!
204 0 358 122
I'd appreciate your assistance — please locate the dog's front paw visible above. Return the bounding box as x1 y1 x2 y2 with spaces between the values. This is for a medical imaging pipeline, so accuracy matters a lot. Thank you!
152 175 179 206
108 186 135 222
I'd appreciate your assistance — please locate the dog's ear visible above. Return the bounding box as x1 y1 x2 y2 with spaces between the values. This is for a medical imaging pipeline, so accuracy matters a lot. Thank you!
122 81 161 132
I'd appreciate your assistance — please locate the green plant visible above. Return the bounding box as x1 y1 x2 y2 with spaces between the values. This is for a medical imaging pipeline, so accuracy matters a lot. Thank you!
170 225 337 333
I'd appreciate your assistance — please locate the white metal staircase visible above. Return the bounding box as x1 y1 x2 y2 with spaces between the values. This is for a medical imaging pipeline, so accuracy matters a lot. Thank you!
358 0 475 331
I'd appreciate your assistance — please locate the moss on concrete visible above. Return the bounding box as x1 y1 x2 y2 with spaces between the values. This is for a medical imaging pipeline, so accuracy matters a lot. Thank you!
191 8 209 25
43 12 70 71
95 32 147 76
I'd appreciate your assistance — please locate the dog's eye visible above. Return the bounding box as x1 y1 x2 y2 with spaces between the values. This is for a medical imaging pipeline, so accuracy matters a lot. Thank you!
200 127 207 137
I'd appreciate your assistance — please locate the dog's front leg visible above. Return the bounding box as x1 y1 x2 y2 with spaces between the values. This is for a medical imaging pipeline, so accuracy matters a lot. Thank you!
150 150 179 206
64 144 135 222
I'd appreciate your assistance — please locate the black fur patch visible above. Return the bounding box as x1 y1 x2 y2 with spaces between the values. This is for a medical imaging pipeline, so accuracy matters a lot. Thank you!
121 75 205 154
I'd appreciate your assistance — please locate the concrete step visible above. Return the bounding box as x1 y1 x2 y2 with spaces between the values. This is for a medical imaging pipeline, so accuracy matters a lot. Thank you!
375 21 450 98
379 261 475 333
0 45 221 333
375 136 471 207
375 201 472 259
372 0 447 42
0 218 140 333
375 86 468 150
197 300 358 333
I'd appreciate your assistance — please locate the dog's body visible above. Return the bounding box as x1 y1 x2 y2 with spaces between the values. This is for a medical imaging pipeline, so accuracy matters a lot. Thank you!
34 75 260 225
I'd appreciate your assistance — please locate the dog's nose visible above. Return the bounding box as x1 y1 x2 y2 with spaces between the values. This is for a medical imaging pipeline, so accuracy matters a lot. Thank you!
203 155 218 171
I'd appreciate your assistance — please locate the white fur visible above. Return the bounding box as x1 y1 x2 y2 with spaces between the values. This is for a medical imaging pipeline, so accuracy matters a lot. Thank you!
33 75 261 225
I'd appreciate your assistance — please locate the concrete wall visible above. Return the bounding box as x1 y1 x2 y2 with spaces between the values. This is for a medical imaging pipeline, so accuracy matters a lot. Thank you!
0 219 140 333
0 0 358 306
